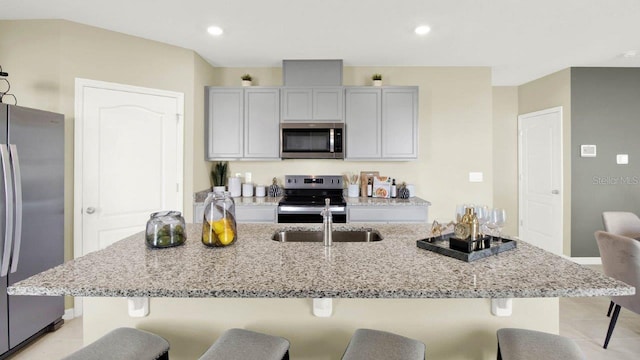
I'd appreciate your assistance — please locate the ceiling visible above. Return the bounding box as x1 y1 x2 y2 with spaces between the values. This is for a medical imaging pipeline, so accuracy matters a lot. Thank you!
3 0 640 85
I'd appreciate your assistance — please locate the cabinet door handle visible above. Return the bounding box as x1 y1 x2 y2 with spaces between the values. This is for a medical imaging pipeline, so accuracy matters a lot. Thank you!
551 190 560 195
86 207 96 214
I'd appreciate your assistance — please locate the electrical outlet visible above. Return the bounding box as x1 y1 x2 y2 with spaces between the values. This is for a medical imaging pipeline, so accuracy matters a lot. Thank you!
469 172 483 182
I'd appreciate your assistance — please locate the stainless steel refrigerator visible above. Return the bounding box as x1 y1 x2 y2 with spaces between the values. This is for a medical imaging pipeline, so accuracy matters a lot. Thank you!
0 104 64 358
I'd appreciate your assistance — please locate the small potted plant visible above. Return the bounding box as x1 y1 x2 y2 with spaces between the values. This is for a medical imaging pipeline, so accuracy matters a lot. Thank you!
241 74 252 86
211 161 228 193
372 73 382 86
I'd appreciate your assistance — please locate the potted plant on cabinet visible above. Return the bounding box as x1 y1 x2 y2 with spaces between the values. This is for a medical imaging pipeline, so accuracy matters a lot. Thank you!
372 73 382 86
241 74 252 86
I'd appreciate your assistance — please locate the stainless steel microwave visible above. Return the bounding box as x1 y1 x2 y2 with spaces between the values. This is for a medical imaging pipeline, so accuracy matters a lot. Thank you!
280 123 344 159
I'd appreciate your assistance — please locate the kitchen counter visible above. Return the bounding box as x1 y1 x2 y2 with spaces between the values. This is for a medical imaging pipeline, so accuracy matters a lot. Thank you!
195 188 430 207
194 189 281 204
345 196 431 206
8 223 631 299
11 223 632 360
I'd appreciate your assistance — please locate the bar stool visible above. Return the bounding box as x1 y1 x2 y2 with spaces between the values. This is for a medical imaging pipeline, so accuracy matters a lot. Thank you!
62 327 169 360
198 328 290 360
341 328 426 360
496 328 584 360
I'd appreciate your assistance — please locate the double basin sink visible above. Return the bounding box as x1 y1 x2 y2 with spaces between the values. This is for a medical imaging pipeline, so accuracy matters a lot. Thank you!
272 229 383 243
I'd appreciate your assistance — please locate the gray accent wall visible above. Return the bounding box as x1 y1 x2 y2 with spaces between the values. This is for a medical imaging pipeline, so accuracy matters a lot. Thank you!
571 68 640 256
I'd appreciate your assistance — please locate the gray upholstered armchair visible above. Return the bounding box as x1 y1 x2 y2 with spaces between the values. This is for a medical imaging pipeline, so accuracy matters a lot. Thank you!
601 211 640 318
602 211 640 238
594 230 640 349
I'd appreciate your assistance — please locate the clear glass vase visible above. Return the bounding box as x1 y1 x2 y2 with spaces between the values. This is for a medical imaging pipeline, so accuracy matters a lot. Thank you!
145 211 186 248
201 191 237 247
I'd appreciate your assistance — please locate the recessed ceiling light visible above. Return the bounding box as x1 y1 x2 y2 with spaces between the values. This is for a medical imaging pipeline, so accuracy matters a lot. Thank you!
207 26 224 36
622 50 638 58
414 25 431 35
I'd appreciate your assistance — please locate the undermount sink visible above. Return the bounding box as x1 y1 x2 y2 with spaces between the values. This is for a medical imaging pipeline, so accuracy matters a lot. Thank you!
271 229 383 243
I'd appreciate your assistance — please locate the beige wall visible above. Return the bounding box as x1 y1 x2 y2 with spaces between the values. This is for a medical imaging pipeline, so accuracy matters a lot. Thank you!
518 69 572 255
0 19 218 308
203 66 495 223
1 21 503 261
192 54 218 198
492 87 519 236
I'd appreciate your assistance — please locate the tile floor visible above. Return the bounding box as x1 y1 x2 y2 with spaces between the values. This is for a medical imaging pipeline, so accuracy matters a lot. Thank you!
6 267 640 359
8 315 82 359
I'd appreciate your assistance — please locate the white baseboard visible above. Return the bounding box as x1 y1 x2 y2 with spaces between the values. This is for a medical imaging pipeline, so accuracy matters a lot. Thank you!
62 308 75 320
569 257 602 265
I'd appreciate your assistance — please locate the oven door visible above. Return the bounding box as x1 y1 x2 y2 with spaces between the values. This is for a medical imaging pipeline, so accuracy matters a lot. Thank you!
277 205 347 223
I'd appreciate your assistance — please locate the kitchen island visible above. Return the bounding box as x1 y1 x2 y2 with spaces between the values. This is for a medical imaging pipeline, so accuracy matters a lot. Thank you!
9 223 633 359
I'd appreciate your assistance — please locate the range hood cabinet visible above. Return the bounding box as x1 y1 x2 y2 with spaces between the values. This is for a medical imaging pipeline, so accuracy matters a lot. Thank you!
282 60 343 86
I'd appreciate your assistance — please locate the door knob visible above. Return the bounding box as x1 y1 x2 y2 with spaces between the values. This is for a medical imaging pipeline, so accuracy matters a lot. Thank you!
551 190 560 195
85 207 96 214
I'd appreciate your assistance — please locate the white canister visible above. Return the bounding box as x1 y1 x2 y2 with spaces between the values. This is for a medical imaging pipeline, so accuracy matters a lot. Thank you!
406 184 416 197
255 185 266 197
242 183 254 197
228 177 242 197
347 184 359 198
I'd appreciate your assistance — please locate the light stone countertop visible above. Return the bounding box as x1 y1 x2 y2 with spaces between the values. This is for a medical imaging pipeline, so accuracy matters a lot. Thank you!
195 189 430 207
8 223 633 299
345 196 431 206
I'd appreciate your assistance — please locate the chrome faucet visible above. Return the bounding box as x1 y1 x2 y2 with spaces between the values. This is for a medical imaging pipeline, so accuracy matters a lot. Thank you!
321 198 333 247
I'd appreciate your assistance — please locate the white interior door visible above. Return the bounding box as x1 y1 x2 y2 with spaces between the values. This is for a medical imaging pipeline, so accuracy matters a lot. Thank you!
75 79 184 256
518 107 563 255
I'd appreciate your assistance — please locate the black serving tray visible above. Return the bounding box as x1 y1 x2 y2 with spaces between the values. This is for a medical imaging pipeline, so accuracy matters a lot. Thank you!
416 233 517 262
449 235 491 253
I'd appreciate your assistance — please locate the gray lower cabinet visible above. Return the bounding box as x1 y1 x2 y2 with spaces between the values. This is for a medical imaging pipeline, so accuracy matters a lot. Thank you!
193 203 277 223
206 87 280 160
345 86 418 160
348 206 428 223
281 87 343 121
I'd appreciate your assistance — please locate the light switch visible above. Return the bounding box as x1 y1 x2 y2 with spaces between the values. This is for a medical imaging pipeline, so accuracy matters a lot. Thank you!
617 154 629 165
469 172 483 182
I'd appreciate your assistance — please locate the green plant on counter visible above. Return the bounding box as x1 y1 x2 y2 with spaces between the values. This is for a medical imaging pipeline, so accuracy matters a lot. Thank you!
211 161 228 187
372 73 382 81
241 74 252 81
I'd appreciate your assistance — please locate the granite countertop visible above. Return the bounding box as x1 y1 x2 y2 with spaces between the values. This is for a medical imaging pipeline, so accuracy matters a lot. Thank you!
345 197 431 206
8 223 633 299
195 189 430 207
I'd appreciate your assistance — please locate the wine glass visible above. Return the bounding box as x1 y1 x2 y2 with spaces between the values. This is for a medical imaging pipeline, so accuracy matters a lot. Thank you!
490 208 506 241
474 205 489 236
455 205 466 223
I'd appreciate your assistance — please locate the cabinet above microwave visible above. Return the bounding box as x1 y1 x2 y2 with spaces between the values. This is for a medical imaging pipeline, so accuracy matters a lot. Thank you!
281 87 344 122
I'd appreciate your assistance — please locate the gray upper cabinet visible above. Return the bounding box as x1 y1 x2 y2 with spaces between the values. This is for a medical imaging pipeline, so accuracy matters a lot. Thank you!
282 87 343 122
206 87 280 160
345 88 381 158
381 87 418 159
206 88 244 159
345 86 418 160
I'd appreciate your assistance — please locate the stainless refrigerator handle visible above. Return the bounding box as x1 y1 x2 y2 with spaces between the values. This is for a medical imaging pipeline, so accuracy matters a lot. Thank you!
9 144 22 274
0 144 14 277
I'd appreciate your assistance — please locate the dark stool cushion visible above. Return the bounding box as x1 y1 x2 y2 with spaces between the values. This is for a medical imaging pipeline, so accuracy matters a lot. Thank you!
62 327 169 360
199 328 290 360
497 328 585 360
342 328 426 360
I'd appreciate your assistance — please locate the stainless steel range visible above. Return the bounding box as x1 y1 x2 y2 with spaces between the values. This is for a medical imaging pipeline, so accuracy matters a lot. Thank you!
277 175 347 223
